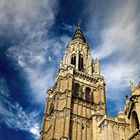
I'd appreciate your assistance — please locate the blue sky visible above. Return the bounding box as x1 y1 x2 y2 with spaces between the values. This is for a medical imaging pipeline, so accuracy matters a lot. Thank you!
0 0 140 139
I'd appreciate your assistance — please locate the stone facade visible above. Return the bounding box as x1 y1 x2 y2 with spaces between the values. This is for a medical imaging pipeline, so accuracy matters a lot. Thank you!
40 25 140 140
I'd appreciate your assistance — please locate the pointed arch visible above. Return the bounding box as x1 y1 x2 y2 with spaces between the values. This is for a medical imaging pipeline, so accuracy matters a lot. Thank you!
131 111 139 131
78 54 84 71
85 87 91 101
74 83 80 97
71 54 76 66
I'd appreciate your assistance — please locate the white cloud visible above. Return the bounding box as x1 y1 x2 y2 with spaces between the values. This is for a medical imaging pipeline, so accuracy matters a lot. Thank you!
0 0 71 104
6 35 70 103
30 123 40 138
0 2 69 138
60 23 75 32
0 0 58 37
102 60 139 90
87 0 140 112
0 78 40 139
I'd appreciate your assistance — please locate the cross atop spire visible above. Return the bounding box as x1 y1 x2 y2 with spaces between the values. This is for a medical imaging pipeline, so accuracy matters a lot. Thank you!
77 17 80 28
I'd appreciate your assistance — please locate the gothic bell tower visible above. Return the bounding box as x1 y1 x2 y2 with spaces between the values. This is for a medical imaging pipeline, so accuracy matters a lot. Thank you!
40 24 106 140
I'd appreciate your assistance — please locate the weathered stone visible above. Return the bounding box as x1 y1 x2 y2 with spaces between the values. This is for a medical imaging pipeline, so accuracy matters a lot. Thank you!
40 24 140 140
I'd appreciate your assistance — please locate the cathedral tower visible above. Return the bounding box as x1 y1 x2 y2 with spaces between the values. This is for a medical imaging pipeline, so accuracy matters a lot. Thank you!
40 24 106 140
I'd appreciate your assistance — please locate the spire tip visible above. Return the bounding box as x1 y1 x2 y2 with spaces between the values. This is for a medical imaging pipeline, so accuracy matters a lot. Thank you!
77 18 81 28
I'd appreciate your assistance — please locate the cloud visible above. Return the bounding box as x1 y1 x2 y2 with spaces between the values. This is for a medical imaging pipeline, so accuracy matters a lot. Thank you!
0 0 58 38
86 0 140 113
0 1 69 138
0 0 70 104
0 77 40 139
60 23 75 32
6 35 70 103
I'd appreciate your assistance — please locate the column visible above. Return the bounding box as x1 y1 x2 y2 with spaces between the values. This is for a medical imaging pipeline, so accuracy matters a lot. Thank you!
92 116 97 140
76 50 79 70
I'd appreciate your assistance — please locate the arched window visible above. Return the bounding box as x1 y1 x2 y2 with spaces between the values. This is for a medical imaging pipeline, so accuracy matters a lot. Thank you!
78 54 84 71
85 87 91 101
74 83 80 96
71 54 76 65
131 111 139 131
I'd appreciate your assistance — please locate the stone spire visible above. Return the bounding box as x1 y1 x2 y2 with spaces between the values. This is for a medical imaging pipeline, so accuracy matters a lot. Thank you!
72 22 86 42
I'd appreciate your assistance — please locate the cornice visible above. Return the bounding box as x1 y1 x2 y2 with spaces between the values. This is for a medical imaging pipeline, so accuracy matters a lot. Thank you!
127 129 140 140
74 70 105 86
98 115 129 128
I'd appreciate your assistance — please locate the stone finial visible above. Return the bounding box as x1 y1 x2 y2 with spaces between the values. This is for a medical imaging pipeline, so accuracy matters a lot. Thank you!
125 95 129 104
117 108 125 119
124 96 129 114
59 60 63 67
130 81 135 93
137 81 140 88
77 17 81 28
119 108 123 113
129 80 140 96
95 58 100 74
